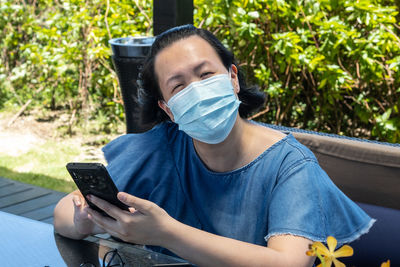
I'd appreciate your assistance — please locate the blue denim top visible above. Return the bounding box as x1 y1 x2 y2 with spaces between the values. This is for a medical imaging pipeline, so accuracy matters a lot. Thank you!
102 121 374 253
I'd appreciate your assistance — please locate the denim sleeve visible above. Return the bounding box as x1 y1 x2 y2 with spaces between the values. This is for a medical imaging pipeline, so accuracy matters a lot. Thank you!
101 123 170 194
265 159 375 245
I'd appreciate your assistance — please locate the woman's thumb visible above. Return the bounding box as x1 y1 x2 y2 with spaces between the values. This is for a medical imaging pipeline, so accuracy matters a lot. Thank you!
117 192 151 213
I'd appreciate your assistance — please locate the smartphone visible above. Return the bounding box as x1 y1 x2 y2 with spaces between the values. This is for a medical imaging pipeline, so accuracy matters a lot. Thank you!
66 162 130 216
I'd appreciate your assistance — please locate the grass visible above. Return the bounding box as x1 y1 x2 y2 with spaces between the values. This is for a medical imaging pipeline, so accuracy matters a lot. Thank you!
0 139 82 192
0 108 123 193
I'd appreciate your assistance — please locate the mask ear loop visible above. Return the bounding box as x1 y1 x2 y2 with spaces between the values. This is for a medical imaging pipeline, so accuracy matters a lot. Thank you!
163 100 169 109
229 67 240 98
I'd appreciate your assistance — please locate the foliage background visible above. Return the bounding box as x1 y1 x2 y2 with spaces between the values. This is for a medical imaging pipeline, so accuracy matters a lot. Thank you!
1 0 399 142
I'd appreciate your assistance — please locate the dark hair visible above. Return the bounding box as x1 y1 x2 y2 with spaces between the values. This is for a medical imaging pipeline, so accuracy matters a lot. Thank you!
138 24 265 125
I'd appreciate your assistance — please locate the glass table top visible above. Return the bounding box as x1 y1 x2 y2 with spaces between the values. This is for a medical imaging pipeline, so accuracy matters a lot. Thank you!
0 211 192 267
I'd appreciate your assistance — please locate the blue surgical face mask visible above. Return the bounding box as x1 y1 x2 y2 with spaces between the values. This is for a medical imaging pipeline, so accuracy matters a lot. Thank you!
166 73 241 144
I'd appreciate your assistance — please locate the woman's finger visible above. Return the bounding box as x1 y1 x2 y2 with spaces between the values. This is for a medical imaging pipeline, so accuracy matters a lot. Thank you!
72 194 81 206
117 192 153 214
87 208 125 239
87 195 123 220
87 207 117 230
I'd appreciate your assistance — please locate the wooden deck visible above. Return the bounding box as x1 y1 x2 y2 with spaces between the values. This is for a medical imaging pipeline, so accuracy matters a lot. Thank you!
0 177 66 224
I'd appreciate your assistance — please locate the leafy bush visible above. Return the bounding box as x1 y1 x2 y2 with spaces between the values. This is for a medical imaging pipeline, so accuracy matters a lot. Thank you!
1 0 399 142
195 0 400 142
0 0 152 131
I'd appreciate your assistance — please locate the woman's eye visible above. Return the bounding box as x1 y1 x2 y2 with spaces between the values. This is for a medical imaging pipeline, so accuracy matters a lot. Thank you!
172 84 183 92
201 72 213 78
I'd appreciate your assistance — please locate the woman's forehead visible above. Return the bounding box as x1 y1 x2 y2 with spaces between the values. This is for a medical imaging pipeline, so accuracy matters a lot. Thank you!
154 35 223 79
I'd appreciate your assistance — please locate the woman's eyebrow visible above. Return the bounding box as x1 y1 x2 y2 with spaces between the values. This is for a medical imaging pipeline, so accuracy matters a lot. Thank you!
166 74 184 87
193 61 210 73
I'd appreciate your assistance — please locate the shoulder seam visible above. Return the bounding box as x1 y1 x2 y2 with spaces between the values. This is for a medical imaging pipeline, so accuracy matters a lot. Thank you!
284 136 309 158
278 157 317 180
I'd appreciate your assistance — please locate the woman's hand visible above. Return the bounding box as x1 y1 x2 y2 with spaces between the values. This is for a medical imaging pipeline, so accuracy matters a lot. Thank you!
54 190 105 240
86 192 175 246
72 193 104 236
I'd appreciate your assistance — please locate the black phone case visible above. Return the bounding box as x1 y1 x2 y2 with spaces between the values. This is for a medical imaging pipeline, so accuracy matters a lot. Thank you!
66 162 130 215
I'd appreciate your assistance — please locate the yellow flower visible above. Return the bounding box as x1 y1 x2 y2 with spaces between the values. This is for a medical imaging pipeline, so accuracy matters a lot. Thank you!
381 260 390 267
306 236 353 267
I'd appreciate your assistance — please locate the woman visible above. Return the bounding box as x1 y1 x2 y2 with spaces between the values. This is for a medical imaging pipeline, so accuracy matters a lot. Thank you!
54 25 374 266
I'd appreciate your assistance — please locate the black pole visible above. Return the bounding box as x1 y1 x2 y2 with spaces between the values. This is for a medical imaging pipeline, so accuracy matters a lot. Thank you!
153 0 194 35
109 0 193 133
109 37 155 133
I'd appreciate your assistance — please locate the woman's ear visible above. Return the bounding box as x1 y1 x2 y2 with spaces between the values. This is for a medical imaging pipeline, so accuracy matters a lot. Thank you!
158 100 175 122
230 64 240 94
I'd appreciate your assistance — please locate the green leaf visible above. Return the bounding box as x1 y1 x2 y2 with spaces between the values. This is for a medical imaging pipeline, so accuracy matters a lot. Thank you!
248 11 259 19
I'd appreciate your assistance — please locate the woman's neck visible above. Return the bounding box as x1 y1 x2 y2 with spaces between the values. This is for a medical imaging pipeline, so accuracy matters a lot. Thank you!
192 117 250 173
